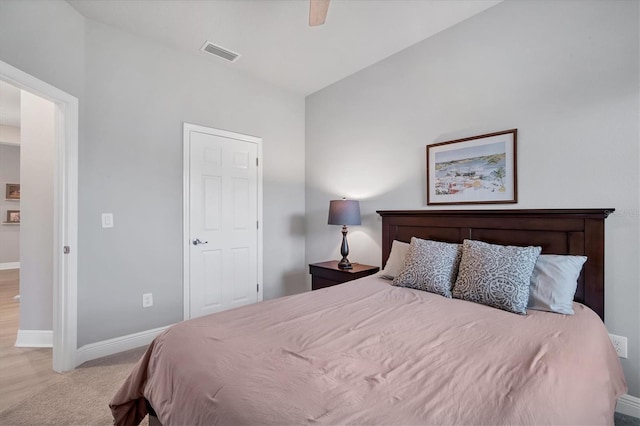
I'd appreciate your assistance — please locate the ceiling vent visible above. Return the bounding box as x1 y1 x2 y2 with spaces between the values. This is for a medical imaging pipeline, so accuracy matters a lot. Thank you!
200 41 240 62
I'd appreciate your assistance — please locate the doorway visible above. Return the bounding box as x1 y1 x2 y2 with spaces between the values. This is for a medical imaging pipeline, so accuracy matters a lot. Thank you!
183 123 263 320
1 82 55 347
0 60 78 372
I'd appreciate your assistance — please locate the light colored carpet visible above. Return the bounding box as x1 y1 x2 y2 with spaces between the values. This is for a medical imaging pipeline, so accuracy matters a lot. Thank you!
0 346 149 426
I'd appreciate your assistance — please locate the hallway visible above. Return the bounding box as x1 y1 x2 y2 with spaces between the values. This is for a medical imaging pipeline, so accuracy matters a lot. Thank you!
0 268 57 411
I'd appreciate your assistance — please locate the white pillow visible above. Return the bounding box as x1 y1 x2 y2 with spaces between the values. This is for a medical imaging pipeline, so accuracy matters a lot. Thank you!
380 240 410 279
528 254 587 315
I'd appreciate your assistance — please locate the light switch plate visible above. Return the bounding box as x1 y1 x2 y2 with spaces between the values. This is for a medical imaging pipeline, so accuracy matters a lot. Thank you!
142 293 153 308
101 213 113 228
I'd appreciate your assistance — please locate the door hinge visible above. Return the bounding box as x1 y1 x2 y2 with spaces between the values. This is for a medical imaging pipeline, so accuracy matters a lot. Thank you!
256 221 259 229
257 283 259 292
63 246 70 254
256 157 259 167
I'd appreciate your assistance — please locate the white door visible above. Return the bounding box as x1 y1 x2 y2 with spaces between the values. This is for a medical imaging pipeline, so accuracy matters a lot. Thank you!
184 124 262 319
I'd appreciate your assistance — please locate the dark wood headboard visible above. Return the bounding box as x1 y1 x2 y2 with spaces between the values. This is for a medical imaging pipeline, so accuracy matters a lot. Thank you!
377 209 613 320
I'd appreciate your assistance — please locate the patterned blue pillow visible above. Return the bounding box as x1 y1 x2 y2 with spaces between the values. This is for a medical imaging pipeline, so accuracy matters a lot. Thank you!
452 239 541 314
392 237 462 298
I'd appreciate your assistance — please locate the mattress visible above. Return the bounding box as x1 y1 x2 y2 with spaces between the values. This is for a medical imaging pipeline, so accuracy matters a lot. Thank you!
110 275 626 425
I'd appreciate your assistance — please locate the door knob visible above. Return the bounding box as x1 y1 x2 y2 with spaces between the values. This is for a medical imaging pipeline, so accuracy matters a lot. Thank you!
192 238 208 245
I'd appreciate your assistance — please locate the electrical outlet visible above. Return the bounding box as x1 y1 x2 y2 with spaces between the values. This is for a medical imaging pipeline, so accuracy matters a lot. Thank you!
142 293 153 308
101 213 114 228
609 334 628 358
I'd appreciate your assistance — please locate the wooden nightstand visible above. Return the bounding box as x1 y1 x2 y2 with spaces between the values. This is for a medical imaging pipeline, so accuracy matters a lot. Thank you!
309 261 379 290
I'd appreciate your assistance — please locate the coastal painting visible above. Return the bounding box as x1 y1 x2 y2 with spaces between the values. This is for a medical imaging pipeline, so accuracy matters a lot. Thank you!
427 129 517 205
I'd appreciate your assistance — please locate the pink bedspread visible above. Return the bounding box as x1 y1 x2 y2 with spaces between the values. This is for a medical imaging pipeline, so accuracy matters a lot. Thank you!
110 275 626 425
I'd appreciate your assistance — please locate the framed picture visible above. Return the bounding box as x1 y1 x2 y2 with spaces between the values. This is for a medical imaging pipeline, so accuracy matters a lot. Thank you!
6 183 20 200
6 210 20 223
426 129 517 205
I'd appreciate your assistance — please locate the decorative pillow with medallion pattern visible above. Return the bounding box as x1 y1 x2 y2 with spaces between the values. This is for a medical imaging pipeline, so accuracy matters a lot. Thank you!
392 237 462 298
452 239 541 314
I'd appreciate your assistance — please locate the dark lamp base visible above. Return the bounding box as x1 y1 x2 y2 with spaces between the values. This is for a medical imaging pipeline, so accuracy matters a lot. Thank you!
338 259 353 270
337 225 353 269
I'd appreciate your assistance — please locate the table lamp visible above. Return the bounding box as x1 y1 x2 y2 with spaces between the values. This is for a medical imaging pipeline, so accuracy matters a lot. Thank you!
328 199 361 269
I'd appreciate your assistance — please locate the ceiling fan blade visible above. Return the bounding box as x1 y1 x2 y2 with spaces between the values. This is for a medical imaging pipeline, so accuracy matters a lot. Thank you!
309 0 330 27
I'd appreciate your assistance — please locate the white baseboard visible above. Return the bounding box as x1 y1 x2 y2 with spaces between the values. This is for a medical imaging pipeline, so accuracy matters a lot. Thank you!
15 329 53 347
617 393 640 418
75 324 171 367
0 262 20 270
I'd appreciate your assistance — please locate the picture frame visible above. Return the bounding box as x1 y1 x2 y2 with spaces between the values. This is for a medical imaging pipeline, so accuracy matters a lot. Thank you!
5 183 20 200
426 129 517 205
6 210 20 223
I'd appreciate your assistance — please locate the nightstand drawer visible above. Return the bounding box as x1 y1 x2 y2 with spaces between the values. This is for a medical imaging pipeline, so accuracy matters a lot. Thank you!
309 261 379 290
311 276 340 290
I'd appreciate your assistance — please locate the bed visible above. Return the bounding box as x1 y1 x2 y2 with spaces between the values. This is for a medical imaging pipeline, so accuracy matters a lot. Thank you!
110 209 627 425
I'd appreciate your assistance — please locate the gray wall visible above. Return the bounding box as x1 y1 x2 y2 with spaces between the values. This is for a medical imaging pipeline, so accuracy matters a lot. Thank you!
0 143 20 265
19 91 55 330
0 0 84 335
78 20 306 345
0 0 85 100
306 0 639 397
1 0 306 347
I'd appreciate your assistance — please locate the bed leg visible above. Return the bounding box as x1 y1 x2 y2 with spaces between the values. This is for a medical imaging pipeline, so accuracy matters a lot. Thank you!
148 414 162 426
145 399 162 426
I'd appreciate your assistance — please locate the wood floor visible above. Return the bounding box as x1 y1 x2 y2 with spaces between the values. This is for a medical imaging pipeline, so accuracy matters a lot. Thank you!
0 269 58 412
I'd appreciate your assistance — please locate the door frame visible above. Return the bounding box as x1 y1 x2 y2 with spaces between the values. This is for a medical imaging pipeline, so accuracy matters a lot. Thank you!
0 60 78 372
182 122 263 320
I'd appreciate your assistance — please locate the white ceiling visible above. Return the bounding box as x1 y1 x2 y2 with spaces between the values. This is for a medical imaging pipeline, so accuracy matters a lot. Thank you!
67 0 501 96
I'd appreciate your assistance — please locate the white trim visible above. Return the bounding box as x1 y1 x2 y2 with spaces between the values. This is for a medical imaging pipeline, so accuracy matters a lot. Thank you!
15 329 53 347
617 393 640 418
75 325 170 366
182 123 263 320
256 133 263 302
0 60 79 372
0 262 20 270
182 124 190 320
